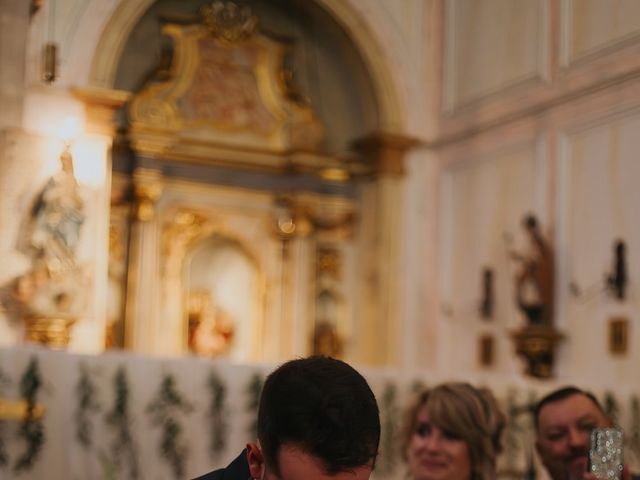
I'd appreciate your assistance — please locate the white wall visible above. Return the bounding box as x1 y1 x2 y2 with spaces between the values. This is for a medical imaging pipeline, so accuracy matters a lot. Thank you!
425 0 640 386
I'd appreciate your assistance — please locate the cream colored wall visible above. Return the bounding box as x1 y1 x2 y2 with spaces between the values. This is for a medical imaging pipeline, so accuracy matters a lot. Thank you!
425 0 640 387
4 0 640 383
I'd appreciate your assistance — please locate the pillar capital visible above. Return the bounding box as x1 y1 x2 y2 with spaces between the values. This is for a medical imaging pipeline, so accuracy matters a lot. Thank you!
351 131 419 176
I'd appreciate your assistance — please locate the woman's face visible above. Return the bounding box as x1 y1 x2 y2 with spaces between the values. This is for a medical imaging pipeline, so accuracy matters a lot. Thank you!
407 406 472 480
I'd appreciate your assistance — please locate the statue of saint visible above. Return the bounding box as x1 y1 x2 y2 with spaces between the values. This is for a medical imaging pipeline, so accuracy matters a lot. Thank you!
28 147 85 277
312 321 342 358
2 148 87 320
509 214 554 326
187 290 234 357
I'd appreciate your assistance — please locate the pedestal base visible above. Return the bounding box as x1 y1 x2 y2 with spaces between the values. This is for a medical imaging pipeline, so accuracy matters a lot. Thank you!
25 316 76 348
511 325 564 378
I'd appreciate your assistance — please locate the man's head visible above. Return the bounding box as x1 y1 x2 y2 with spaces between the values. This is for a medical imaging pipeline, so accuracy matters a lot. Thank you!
246 356 380 480
534 387 609 480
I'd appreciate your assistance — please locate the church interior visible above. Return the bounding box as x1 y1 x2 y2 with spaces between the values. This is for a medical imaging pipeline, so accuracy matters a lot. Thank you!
1 0 639 478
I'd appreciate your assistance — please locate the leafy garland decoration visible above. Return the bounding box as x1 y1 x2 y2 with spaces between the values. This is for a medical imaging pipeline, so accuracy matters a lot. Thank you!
146 373 193 480
409 379 426 395
603 391 620 424
207 370 228 459
74 363 100 449
377 383 399 475
0 368 10 468
502 388 522 474
523 390 538 479
499 389 537 478
245 372 263 441
629 396 640 462
105 366 139 480
13 356 45 473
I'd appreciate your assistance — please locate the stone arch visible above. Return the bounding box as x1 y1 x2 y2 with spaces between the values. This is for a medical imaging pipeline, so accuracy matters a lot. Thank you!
87 0 404 132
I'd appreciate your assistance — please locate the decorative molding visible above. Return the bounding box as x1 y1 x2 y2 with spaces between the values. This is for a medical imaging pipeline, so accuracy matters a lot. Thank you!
560 0 640 68
72 87 130 136
159 204 266 356
200 1 258 43
132 168 163 222
87 0 404 132
442 0 548 113
351 131 419 176
433 0 640 144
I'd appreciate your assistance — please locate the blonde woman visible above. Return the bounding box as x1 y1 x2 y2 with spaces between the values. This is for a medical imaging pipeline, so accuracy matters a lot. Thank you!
400 383 505 480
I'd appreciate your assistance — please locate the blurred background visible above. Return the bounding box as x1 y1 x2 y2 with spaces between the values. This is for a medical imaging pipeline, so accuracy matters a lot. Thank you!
0 0 639 478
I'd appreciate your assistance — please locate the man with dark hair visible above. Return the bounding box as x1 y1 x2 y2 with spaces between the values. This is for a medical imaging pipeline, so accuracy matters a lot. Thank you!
194 356 380 480
534 386 638 480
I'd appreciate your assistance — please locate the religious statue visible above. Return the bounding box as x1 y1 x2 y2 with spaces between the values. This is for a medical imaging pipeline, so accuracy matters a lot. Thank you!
187 290 235 357
0 147 87 347
312 321 343 358
508 214 563 379
28 147 85 277
509 214 554 326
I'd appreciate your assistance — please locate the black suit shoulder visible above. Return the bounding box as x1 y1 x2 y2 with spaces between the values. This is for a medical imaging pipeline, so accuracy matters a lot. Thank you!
192 450 250 480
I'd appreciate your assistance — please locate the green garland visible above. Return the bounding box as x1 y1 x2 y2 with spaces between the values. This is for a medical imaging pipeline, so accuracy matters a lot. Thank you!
629 396 640 460
377 383 399 475
409 379 426 395
502 389 537 477
245 372 263 441
74 363 100 449
105 366 139 480
0 368 10 468
13 356 45 473
146 373 193 480
207 370 228 458
603 391 620 424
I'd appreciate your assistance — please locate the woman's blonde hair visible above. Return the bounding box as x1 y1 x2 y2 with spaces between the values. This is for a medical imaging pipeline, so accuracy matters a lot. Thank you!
399 383 505 480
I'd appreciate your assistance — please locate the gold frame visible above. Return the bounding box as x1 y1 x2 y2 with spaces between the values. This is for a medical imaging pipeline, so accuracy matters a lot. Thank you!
128 22 323 161
609 317 628 355
161 205 267 357
479 334 494 367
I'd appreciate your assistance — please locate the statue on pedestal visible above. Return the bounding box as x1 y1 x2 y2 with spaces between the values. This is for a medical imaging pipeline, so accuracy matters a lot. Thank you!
187 290 235 357
2 147 87 347
28 147 85 278
508 214 563 378
509 214 554 326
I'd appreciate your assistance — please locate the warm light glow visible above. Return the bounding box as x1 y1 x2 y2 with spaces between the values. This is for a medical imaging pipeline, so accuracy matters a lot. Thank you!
71 137 108 187
22 91 85 139
60 116 82 143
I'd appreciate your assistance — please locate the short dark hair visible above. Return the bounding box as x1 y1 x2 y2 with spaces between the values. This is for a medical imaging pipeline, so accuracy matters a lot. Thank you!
257 356 380 475
534 386 604 429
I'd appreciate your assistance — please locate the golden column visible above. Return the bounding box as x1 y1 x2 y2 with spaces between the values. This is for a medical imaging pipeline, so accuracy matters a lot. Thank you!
352 132 418 366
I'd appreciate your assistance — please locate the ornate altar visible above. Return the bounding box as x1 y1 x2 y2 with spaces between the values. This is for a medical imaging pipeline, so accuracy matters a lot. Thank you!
104 1 368 362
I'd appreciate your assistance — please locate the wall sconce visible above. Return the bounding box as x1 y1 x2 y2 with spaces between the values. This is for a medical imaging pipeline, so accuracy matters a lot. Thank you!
606 240 627 301
479 267 494 320
570 239 628 303
42 42 58 84
41 0 59 84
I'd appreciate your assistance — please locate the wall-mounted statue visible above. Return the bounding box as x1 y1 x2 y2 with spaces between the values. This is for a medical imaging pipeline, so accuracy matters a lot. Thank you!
27 147 85 277
508 214 562 379
0 147 87 347
509 214 554 326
